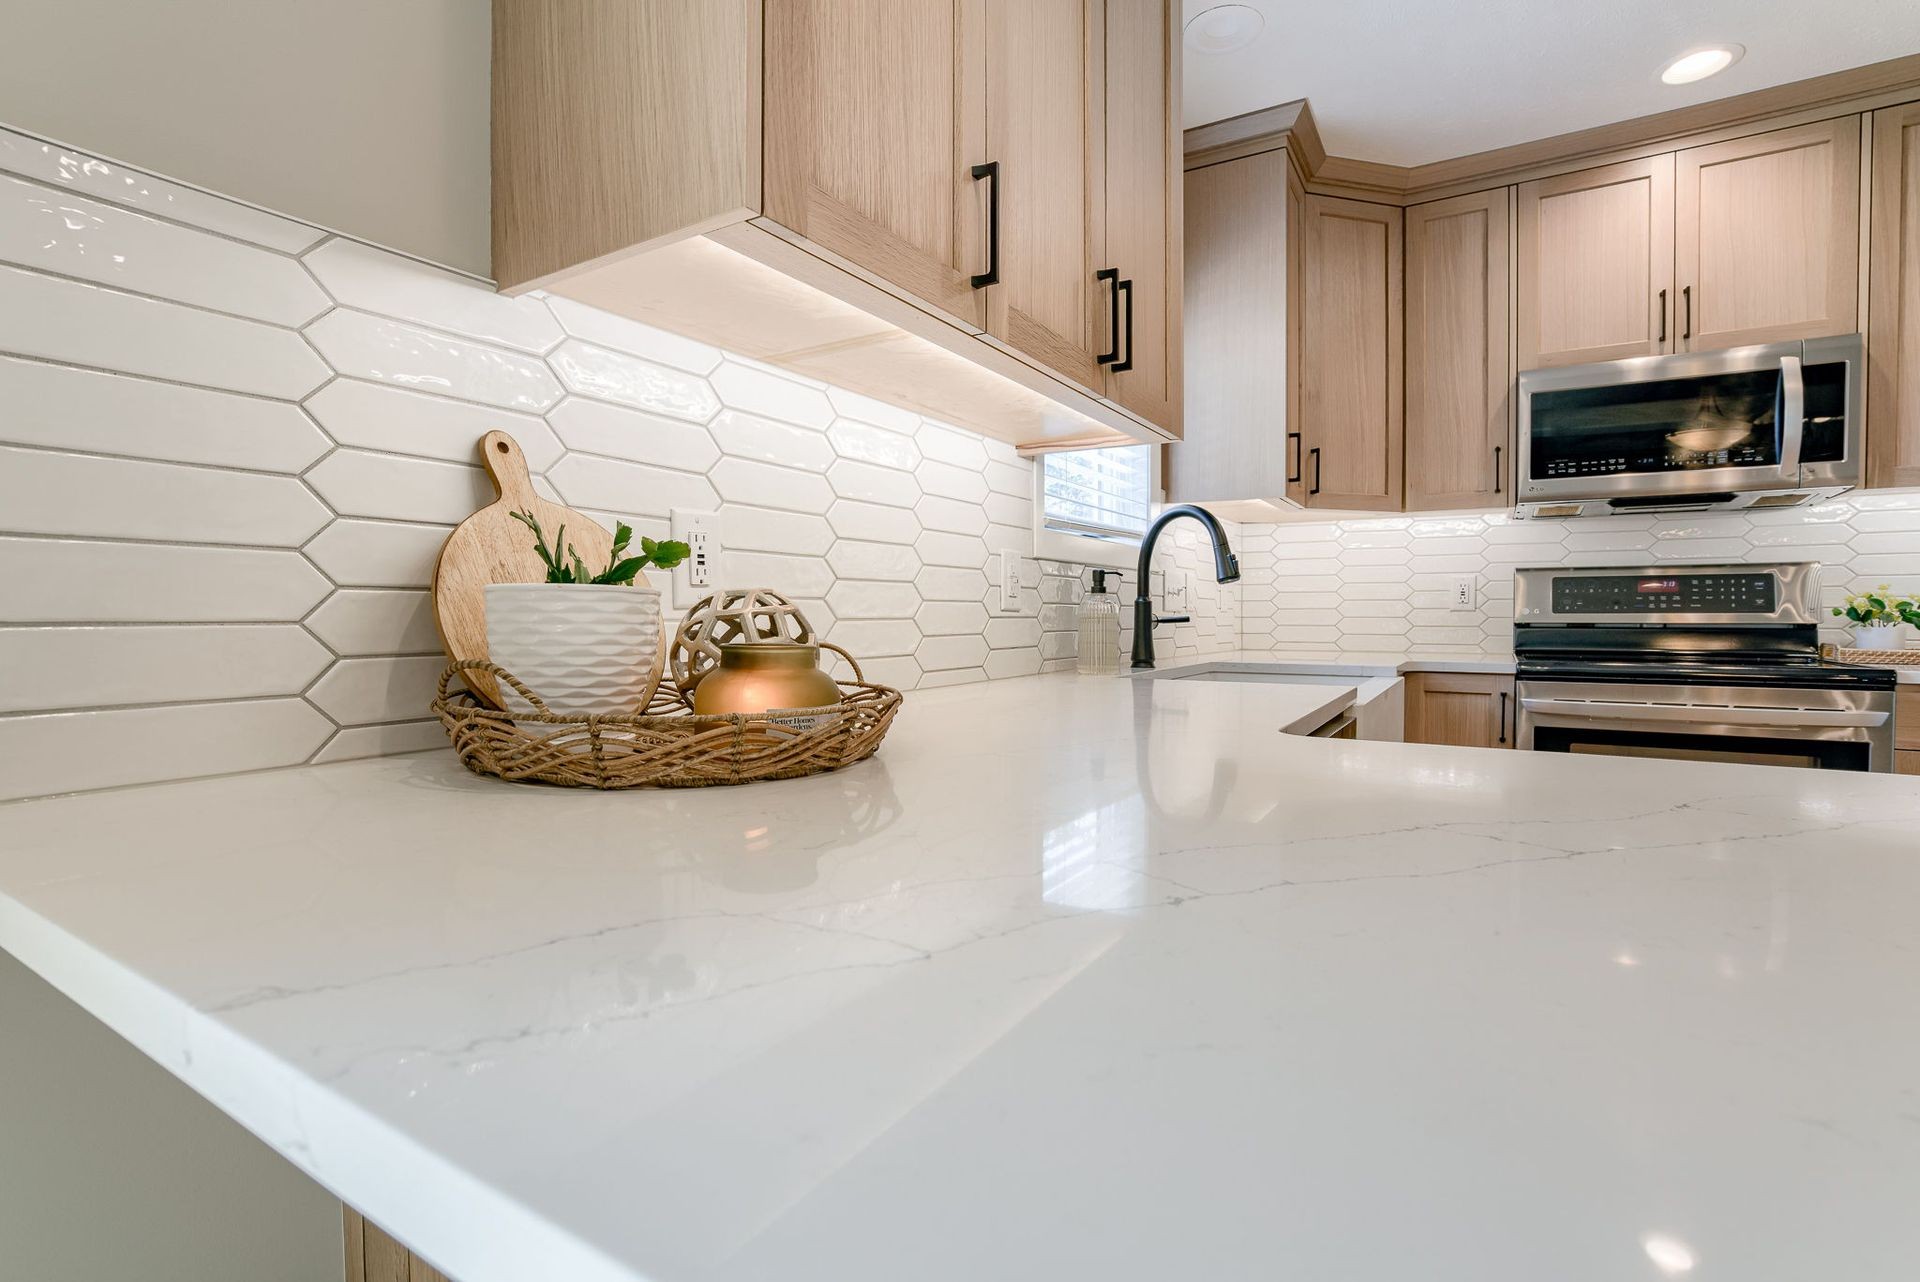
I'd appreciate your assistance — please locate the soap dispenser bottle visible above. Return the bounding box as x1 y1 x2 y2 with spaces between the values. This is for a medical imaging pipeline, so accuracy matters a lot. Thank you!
1076 570 1123 676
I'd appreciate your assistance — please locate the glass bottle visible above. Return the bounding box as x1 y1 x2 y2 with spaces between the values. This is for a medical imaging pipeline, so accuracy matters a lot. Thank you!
1076 569 1123 676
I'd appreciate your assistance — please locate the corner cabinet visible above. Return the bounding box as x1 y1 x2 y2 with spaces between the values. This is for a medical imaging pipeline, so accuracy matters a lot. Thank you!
493 0 1183 448
1299 195 1403 510
1404 190 1511 510
1869 102 1920 489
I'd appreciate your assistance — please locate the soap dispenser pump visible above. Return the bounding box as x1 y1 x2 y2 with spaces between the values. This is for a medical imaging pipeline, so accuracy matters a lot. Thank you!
1076 569 1123 676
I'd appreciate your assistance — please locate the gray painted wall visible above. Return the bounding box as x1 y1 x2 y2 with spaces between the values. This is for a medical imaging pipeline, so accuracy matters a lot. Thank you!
0 0 490 275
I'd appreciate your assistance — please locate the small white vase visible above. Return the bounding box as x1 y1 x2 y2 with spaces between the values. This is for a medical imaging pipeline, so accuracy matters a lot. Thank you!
484 583 663 717
1850 623 1904 651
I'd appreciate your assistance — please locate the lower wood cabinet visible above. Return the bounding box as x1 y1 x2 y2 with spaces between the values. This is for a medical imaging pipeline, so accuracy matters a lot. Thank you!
346 1209 452 1282
1899 751 1920 776
1405 672 1517 750
1898 688 1919 755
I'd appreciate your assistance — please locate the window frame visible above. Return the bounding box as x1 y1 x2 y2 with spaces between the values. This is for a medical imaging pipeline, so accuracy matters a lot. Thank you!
1030 443 1160 570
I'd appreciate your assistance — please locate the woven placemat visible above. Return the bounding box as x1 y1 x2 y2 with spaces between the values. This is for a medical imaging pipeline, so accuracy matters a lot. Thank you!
1829 646 1920 667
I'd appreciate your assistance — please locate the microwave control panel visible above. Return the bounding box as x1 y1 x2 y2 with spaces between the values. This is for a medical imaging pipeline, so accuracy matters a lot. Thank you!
1550 573 1777 615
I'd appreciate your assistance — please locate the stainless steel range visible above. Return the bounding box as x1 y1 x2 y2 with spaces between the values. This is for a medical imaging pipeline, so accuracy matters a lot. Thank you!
1513 562 1897 772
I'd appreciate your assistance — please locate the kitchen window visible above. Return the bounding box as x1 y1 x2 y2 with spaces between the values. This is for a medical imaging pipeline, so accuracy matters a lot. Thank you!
1032 443 1155 568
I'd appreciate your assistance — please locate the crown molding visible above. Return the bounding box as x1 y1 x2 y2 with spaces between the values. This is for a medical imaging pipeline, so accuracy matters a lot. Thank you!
1184 50 1920 205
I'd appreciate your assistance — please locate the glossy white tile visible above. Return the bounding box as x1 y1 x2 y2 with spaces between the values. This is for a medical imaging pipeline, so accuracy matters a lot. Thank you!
0 699 331 802
548 340 719 421
304 239 562 352
0 264 329 397
305 590 440 656
306 451 493 524
0 538 328 623
303 520 450 588
305 655 447 725
826 540 919 581
827 500 920 545
0 625 330 713
709 457 836 514
545 397 720 473
0 446 329 545
723 507 835 557
308 719 446 763
545 454 720 520
0 355 327 471
305 378 563 470
305 309 562 411
542 295 721 374
917 600 992 635
0 126 325 252
827 579 921 620
827 418 923 470
0 173 330 325
707 409 836 470
708 361 834 428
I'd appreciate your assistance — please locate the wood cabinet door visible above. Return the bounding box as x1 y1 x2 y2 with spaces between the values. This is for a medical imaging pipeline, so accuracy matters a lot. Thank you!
1169 150 1288 504
1405 673 1516 749
1300 194 1403 510
1516 155 1674 370
1100 0 1180 433
982 0 1106 391
1869 103 1920 489
1676 118 1861 352
763 0 985 330
1405 189 1512 511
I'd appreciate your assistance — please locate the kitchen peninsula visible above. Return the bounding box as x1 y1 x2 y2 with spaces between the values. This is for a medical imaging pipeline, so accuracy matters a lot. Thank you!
4 672 1917 1282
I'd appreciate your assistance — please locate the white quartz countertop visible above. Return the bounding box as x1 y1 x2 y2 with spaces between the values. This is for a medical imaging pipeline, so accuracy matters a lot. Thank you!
1164 648 1516 675
4 674 1920 1282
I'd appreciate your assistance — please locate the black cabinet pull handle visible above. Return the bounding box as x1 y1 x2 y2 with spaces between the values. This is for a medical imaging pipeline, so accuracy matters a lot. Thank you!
1681 285 1691 341
970 162 999 288
1494 444 1503 495
1095 268 1120 364
1309 446 1322 496
1658 288 1668 344
1498 691 1510 745
1287 431 1302 484
1112 277 1135 372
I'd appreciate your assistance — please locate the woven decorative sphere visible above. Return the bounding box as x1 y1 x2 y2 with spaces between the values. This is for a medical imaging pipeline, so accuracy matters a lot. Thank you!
671 588 816 691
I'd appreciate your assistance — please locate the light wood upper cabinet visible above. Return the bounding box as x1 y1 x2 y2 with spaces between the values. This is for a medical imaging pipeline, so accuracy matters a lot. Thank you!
1516 155 1674 369
1168 150 1290 504
763 0 983 329
492 0 1182 449
1870 102 1920 489
1099 0 1181 432
1404 190 1511 511
982 0 1104 390
1300 194 1403 510
1675 118 1860 351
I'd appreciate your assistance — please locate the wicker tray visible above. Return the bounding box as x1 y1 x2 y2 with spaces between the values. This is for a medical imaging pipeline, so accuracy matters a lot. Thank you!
431 645 902 789
1827 646 1920 667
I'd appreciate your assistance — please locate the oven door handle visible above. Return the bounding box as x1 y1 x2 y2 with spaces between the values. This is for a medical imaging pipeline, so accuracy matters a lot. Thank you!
1777 354 1804 482
1520 697 1888 729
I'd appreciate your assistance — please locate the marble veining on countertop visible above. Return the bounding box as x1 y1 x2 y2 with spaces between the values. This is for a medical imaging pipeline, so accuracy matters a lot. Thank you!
2 674 1919 1282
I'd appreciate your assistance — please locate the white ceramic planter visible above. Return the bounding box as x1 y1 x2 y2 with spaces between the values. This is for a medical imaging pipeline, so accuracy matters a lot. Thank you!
1850 624 1905 651
484 583 663 717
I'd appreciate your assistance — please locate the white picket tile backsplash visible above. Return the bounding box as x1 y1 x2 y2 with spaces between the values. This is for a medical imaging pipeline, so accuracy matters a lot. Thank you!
1241 502 1920 654
0 123 1238 800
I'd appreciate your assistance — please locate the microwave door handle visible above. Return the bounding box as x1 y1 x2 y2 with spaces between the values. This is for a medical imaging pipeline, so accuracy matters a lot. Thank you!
1778 354 1804 481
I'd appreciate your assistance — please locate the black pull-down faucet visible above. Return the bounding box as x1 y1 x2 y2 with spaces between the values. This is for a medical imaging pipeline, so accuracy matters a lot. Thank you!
1130 504 1240 669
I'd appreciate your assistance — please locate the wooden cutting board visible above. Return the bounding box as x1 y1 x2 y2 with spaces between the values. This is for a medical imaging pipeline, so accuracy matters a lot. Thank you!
432 430 625 709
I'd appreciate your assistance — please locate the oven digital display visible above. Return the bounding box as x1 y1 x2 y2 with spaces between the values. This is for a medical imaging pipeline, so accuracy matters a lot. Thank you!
1637 579 1680 594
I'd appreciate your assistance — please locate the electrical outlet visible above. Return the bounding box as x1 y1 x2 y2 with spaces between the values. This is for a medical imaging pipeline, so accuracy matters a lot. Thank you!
998 549 1020 611
670 508 720 607
1450 575 1477 612
1169 570 1190 612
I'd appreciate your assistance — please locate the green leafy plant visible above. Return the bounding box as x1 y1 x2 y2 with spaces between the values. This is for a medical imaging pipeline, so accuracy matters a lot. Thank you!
1832 585 1920 628
510 509 690 585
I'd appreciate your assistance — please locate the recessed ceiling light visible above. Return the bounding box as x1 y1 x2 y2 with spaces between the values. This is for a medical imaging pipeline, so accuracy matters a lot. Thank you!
1660 44 1744 86
1185 4 1264 55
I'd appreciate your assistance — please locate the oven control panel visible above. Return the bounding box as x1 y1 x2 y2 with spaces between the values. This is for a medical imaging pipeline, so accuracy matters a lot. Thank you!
1550 572 1777 614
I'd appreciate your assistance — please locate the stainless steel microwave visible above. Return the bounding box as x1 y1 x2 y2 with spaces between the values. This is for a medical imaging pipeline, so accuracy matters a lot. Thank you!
1514 335 1863 518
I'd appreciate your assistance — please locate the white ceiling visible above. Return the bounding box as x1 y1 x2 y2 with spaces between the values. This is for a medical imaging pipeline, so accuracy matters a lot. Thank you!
1181 0 1920 167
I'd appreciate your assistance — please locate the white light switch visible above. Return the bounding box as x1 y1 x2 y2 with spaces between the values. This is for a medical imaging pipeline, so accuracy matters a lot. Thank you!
998 550 1020 611
1450 575 1477 612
